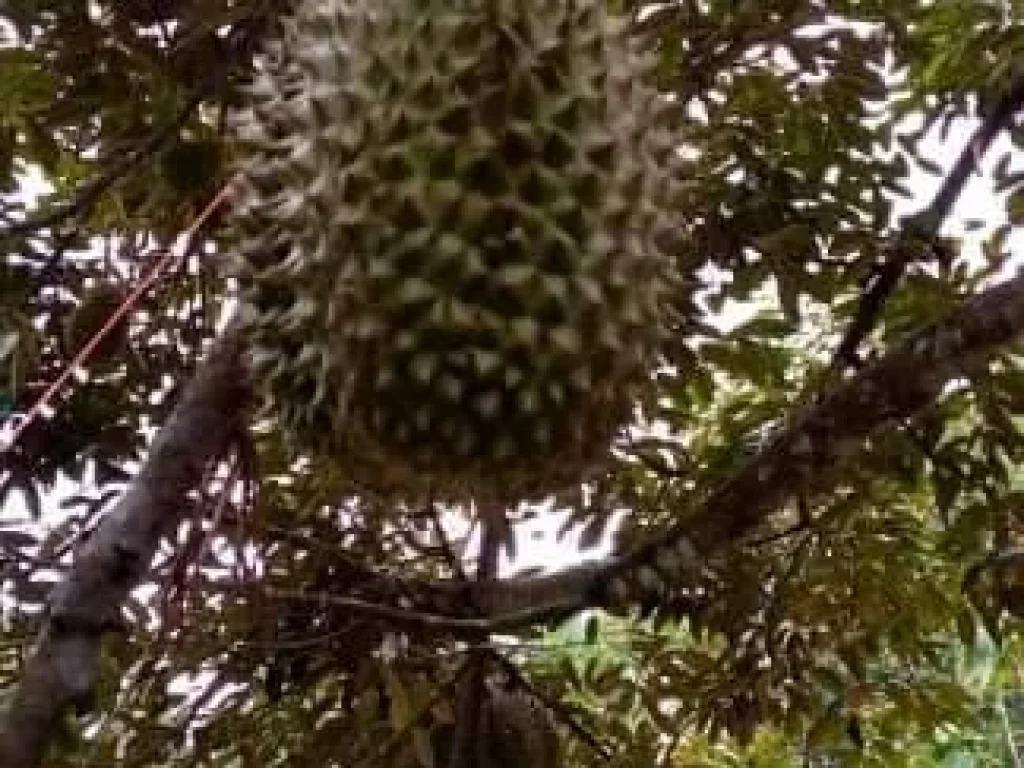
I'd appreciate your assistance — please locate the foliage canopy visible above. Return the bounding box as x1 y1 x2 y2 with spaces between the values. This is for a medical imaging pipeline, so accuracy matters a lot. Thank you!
3 0 1024 766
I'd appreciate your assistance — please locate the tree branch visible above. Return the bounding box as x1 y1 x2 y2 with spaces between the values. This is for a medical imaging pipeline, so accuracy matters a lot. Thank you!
447 505 501 768
213 268 1024 644
0 10 267 245
8 255 1024 764
0 328 247 767
237 267 1024 636
379 267 1024 624
832 70 1024 369
0 90 206 243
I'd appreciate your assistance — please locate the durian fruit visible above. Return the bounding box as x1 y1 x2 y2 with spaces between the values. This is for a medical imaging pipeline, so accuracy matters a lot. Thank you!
231 0 682 502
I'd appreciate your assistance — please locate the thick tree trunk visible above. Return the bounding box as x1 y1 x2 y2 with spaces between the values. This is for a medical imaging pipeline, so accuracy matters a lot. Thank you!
0 330 247 767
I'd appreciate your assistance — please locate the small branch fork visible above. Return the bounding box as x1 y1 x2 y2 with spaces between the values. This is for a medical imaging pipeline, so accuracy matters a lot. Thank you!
0 179 237 455
832 69 1024 370
256 265 1024 636
0 328 247 767
0 90 206 243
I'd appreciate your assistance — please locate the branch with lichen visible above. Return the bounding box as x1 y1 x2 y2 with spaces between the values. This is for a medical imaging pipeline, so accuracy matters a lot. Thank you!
0 329 247 768
319 266 1024 627
832 70 1024 369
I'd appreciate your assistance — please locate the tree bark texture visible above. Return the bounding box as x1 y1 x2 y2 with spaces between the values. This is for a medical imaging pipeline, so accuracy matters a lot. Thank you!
369 269 1024 623
0 330 247 767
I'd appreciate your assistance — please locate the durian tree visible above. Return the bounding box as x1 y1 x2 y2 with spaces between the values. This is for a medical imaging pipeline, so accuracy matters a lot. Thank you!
4 0 1024 766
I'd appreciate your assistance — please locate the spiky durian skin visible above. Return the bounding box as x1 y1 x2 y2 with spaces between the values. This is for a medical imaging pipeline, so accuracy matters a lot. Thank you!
231 0 679 501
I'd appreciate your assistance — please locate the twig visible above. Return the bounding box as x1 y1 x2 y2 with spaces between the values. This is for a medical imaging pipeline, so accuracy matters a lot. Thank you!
447 503 502 768
832 69 1024 370
746 519 812 548
0 90 206 243
963 547 1024 592
0 178 237 455
431 502 468 582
